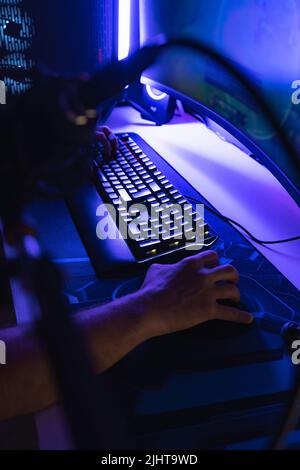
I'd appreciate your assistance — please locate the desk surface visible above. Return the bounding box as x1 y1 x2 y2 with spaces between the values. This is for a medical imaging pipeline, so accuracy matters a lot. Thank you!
10 105 300 449
108 106 300 289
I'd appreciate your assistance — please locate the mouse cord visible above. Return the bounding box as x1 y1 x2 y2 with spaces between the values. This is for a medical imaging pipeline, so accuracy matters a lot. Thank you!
186 195 300 246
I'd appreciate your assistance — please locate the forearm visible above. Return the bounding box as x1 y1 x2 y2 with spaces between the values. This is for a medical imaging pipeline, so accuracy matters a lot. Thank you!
0 250 250 422
0 289 152 422
77 289 153 373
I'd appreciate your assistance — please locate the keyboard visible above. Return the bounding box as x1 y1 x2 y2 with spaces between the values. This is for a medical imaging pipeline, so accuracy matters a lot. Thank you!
67 133 218 276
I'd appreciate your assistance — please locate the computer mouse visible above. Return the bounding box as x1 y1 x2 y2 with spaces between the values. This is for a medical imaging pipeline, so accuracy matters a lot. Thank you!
181 292 257 340
218 292 260 314
218 298 249 313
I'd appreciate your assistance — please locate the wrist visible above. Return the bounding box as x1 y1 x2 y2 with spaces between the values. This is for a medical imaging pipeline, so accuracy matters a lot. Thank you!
132 287 163 340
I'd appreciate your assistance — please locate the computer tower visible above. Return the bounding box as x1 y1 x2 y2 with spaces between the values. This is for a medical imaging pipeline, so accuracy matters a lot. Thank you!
1 0 118 98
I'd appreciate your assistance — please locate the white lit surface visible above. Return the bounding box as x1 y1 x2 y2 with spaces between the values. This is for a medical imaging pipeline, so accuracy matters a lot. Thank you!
118 0 131 60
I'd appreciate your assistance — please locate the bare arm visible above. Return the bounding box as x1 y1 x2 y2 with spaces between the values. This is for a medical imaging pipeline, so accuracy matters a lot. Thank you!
0 289 152 422
0 251 253 422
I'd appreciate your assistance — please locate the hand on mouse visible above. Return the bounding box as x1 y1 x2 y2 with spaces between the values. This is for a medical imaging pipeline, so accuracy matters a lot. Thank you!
141 250 253 338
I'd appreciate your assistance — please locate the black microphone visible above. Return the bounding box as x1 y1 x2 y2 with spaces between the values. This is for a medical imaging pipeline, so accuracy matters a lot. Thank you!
78 45 161 109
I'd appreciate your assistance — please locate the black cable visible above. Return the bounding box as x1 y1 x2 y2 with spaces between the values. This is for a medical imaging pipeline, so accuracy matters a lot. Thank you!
160 38 300 184
187 195 300 246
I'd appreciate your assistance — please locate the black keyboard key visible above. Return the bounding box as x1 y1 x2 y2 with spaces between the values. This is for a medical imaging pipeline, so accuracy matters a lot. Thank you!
112 199 122 205
128 224 142 238
132 189 151 199
117 206 127 213
118 189 132 202
139 239 161 248
161 197 170 204
106 187 115 194
96 170 107 182
149 182 161 192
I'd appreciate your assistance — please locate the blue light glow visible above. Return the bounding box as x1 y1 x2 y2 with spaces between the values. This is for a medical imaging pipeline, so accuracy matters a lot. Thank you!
118 0 131 60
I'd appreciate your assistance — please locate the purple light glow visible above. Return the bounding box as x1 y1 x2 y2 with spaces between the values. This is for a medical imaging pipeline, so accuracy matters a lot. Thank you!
118 0 131 60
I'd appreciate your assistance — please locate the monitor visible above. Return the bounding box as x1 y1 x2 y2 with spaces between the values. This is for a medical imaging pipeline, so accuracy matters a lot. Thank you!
138 0 300 203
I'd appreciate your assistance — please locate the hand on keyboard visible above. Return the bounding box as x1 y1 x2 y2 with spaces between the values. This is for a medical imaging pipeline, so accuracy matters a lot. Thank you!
95 126 118 160
93 132 218 263
140 250 254 338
